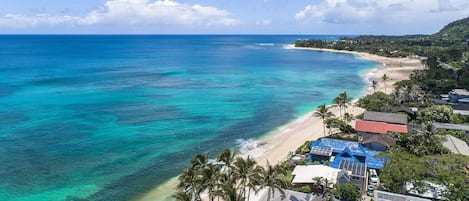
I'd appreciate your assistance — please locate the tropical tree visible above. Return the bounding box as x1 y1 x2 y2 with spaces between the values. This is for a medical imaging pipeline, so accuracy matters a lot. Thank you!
314 104 334 136
417 105 454 123
217 149 236 183
177 168 202 201
340 91 353 115
233 156 263 201
343 112 354 124
382 74 389 93
357 92 393 112
371 80 378 93
335 183 361 201
200 164 221 201
260 161 287 201
173 191 192 201
334 91 353 119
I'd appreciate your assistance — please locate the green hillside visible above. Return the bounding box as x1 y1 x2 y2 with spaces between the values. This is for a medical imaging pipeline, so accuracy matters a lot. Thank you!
433 16 469 41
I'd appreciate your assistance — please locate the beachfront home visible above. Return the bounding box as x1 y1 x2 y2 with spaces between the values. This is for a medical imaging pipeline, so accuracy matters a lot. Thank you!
360 133 396 151
355 120 408 136
363 111 408 125
448 89 469 104
355 111 408 136
336 160 367 192
309 138 387 169
291 165 343 187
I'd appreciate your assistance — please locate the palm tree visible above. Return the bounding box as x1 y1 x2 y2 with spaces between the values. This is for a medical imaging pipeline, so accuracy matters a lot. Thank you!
322 178 333 199
177 168 202 201
216 183 240 201
382 74 389 93
217 149 236 183
174 191 192 201
333 96 342 119
334 92 352 119
260 161 287 201
233 157 263 201
343 112 354 124
191 153 208 170
339 91 352 115
314 104 334 137
200 164 221 201
313 176 324 193
371 80 378 93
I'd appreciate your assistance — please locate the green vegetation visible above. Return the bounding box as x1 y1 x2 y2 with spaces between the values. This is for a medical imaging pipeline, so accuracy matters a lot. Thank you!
325 117 354 134
175 149 288 201
333 91 353 119
295 140 312 155
176 17 469 200
417 105 455 123
333 183 361 201
296 16 469 94
357 92 393 112
380 149 469 200
314 104 334 137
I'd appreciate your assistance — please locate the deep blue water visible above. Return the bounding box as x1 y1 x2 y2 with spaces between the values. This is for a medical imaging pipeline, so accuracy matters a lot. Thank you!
0 35 376 201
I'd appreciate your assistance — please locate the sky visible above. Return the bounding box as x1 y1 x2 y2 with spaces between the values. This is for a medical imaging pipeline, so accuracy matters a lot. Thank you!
0 0 468 35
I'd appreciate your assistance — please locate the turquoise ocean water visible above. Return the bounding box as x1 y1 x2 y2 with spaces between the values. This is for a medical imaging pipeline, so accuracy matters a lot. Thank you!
0 35 377 200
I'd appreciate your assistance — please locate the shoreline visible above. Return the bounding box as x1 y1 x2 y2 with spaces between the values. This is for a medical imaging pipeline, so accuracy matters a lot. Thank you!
135 45 425 201
248 45 424 167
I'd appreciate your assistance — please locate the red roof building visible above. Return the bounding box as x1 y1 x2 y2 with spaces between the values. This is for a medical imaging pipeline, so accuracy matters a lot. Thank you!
355 119 408 134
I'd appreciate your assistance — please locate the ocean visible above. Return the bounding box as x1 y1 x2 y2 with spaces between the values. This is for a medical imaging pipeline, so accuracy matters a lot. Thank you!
0 35 377 201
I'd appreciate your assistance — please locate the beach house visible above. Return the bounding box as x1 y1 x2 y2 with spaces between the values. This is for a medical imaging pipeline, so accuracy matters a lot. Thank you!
355 111 408 136
291 164 366 192
360 133 396 151
291 165 343 187
309 138 387 170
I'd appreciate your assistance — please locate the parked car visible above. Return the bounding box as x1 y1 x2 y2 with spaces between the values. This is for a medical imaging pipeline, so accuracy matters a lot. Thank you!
369 169 379 184
367 185 374 197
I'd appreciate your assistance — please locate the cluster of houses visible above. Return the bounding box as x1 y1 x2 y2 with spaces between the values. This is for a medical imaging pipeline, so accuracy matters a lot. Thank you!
288 107 469 201
436 88 469 115
247 89 469 201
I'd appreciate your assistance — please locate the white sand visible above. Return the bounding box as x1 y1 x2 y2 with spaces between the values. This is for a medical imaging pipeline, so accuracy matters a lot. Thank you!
246 45 424 167
135 45 425 201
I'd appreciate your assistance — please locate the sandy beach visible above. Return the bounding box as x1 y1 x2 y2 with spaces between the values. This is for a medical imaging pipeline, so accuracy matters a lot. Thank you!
136 45 425 201
247 45 425 167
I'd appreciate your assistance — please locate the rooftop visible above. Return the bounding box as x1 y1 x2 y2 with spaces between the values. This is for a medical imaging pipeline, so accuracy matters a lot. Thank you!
450 89 469 96
441 135 469 156
433 122 469 132
311 138 387 169
374 190 431 201
355 120 408 134
309 146 333 156
363 111 408 125
291 165 340 185
338 160 366 177
249 188 313 201
361 133 397 147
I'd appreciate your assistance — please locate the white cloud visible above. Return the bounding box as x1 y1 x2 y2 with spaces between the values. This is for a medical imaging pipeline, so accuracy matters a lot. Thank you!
256 19 271 25
0 0 239 28
294 0 468 24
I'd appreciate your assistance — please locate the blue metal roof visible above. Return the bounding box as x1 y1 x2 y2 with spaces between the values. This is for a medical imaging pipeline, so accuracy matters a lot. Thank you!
311 138 387 169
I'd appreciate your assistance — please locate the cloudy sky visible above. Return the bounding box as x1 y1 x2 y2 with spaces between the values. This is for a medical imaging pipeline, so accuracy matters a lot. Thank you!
0 0 468 34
